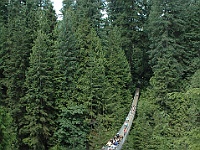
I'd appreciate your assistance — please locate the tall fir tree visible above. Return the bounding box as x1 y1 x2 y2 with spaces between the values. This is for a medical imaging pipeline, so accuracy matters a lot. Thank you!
19 16 56 149
102 26 134 149
182 0 200 76
53 1 112 149
2 1 57 149
52 2 82 148
3 1 39 148
107 0 151 87
0 107 16 150
147 0 188 101
76 0 104 35
105 26 133 121
186 69 200 149
54 16 110 149
0 0 8 104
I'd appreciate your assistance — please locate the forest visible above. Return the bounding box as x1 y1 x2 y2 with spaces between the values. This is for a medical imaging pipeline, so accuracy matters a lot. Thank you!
0 0 199 150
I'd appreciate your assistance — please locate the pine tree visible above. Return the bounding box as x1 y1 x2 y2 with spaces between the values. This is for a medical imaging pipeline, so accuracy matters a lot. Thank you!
54 16 110 149
76 0 104 34
0 28 6 103
182 1 200 76
105 26 133 120
2 1 57 149
54 1 111 149
129 1 194 149
0 0 8 24
147 0 188 100
107 0 151 86
186 69 200 149
0 107 16 150
52 2 81 148
20 27 56 149
0 4 7 104
3 1 39 148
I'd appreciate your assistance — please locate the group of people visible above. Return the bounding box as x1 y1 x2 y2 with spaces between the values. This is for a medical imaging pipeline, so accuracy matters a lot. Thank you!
103 133 123 150
102 105 136 150
131 105 136 114
103 116 130 150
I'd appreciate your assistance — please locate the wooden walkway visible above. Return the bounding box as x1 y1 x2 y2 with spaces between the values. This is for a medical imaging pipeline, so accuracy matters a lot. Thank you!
101 88 140 150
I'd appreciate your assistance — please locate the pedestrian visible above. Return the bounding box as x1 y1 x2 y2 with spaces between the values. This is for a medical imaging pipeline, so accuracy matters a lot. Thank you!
124 128 127 136
116 133 120 138
126 117 129 122
124 122 128 128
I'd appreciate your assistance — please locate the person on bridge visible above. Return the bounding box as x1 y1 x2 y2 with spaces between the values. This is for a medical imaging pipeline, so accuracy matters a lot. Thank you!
132 105 135 112
113 140 118 146
124 121 128 128
126 116 129 122
116 133 120 138
106 139 112 147
109 144 117 150
124 128 127 136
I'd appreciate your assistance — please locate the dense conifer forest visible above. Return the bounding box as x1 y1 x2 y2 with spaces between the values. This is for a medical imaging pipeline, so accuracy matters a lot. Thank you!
0 0 199 150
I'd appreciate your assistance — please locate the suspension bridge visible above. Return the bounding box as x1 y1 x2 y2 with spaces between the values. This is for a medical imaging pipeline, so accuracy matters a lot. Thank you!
101 88 140 150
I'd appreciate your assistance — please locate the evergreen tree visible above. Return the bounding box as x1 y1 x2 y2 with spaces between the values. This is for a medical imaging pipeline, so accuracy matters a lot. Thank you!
0 1 14 149
52 3 82 148
76 0 104 34
3 1 39 148
0 21 7 105
18 2 57 148
186 69 200 149
147 0 188 101
0 107 16 150
20 28 56 150
182 1 200 76
54 17 110 149
0 35 6 104
107 0 151 86
54 1 112 149
2 1 57 148
105 26 133 120
0 0 8 24
76 27 110 149
129 1 197 149
39 0 57 37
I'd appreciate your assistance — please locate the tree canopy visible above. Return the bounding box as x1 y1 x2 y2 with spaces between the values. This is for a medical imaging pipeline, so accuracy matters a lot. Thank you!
0 0 199 149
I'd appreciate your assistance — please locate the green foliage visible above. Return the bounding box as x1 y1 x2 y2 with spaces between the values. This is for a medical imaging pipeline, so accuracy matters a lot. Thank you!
182 1 200 76
0 0 8 23
1 1 57 149
54 104 88 150
54 1 134 149
147 0 190 101
76 0 104 33
0 25 7 104
2 1 41 148
0 107 16 150
19 29 56 150
190 69 200 88
1 0 199 149
107 0 151 86
105 26 133 118
150 57 182 99
54 1 110 148
130 74 200 150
